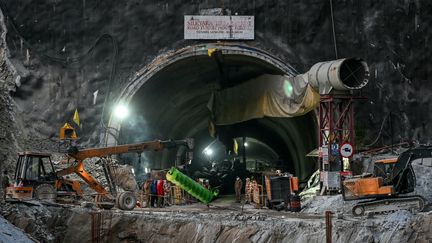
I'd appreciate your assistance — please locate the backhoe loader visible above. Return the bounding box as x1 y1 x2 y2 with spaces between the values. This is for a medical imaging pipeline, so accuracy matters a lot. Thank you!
6 138 194 210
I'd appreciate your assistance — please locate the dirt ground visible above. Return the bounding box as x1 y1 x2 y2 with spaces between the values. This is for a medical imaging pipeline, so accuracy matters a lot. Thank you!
1 193 431 243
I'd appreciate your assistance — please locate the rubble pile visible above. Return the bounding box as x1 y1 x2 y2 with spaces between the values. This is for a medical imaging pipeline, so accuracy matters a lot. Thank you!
1 202 58 241
0 215 33 242
301 195 356 215
412 159 432 202
1 201 431 243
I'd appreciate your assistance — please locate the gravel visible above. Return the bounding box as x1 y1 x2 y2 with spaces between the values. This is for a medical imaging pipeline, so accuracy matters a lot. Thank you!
0 215 33 243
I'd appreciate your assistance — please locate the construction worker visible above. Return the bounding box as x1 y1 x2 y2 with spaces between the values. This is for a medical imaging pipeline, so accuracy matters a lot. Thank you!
234 177 242 203
157 178 165 207
142 179 151 208
163 180 171 206
245 177 251 204
251 177 258 204
150 179 157 207
2 170 10 200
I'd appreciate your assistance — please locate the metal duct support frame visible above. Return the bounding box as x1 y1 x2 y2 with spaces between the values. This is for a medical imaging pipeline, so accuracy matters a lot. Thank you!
302 58 369 94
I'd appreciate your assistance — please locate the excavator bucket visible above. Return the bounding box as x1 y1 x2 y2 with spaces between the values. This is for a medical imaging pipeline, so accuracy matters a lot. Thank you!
166 167 219 204
59 123 77 140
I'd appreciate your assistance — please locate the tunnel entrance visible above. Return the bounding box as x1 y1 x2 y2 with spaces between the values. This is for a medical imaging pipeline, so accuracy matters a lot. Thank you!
105 43 317 190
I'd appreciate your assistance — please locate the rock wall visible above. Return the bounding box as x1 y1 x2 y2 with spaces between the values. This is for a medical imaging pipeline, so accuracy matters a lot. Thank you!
0 0 430 150
1 202 432 243
0 9 22 171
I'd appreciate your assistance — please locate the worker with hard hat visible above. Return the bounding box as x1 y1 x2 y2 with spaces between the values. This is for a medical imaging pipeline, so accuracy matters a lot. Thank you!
234 177 242 203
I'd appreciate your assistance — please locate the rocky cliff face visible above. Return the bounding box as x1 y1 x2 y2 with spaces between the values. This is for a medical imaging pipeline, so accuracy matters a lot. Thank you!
2 202 432 243
0 9 22 169
0 0 431 162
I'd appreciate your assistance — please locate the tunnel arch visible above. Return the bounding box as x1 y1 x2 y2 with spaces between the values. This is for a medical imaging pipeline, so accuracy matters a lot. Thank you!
104 42 317 180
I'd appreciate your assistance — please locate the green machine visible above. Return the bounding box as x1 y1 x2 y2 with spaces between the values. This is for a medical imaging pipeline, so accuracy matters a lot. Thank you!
166 167 219 204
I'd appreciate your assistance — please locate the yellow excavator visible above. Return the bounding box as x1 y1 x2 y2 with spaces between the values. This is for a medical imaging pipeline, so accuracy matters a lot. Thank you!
6 124 194 210
342 146 431 216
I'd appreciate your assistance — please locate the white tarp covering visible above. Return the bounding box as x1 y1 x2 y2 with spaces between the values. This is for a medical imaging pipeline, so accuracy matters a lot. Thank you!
208 74 320 125
184 15 254 40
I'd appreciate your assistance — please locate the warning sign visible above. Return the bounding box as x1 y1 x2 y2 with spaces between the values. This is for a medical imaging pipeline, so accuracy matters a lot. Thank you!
340 143 354 158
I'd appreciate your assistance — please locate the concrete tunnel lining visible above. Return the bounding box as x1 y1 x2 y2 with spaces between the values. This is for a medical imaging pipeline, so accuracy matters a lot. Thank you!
103 43 317 180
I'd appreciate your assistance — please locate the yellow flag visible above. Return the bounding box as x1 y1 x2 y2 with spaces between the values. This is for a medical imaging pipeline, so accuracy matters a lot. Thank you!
233 139 239 155
207 48 217 57
73 109 80 126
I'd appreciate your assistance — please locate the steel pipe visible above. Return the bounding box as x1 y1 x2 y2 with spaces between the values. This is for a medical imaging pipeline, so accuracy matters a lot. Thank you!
301 58 369 94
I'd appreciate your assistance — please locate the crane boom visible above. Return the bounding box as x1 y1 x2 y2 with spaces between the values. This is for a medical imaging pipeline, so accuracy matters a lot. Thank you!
56 139 194 201
69 142 163 160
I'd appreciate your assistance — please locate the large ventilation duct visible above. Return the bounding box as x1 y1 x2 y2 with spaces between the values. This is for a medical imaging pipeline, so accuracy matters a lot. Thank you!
297 58 369 94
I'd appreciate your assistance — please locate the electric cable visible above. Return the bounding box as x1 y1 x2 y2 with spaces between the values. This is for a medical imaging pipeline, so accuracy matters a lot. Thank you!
364 113 390 147
329 0 338 59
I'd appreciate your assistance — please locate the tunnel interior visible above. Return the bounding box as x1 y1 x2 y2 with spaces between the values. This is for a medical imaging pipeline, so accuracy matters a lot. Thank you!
339 58 368 88
116 46 317 192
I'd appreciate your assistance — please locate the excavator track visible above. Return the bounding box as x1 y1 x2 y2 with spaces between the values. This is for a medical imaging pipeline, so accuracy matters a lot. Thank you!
352 195 426 216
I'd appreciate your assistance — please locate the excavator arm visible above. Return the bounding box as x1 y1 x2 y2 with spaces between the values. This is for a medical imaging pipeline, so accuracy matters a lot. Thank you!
56 161 110 197
56 139 194 199
392 146 432 194
67 139 194 161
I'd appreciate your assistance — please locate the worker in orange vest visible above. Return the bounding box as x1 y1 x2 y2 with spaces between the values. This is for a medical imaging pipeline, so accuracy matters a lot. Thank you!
234 177 242 203
245 178 251 204
141 179 151 208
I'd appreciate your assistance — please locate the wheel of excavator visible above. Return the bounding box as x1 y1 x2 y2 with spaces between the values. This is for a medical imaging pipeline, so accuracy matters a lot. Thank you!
34 184 57 202
352 205 365 216
94 194 115 210
117 191 137 211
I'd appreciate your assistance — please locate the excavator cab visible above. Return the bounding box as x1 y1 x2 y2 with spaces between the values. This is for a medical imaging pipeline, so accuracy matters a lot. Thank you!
6 152 57 201
6 152 83 202
373 157 398 185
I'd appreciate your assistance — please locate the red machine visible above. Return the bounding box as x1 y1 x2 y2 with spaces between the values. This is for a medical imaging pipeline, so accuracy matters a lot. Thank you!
264 173 299 211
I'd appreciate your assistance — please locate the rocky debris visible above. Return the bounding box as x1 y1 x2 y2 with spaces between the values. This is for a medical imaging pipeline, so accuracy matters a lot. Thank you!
1 200 431 243
1 202 56 241
301 195 356 215
0 214 34 243
379 210 413 231
412 159 432 202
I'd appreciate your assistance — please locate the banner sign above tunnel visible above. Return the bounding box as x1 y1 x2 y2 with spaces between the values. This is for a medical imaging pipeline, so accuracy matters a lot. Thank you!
184 15 254 40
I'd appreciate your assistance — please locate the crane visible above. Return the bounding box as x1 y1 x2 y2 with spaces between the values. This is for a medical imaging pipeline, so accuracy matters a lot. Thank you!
6 139 194 211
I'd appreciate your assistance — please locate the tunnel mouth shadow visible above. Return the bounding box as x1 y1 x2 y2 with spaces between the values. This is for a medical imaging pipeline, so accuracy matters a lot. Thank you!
105 43 317 183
